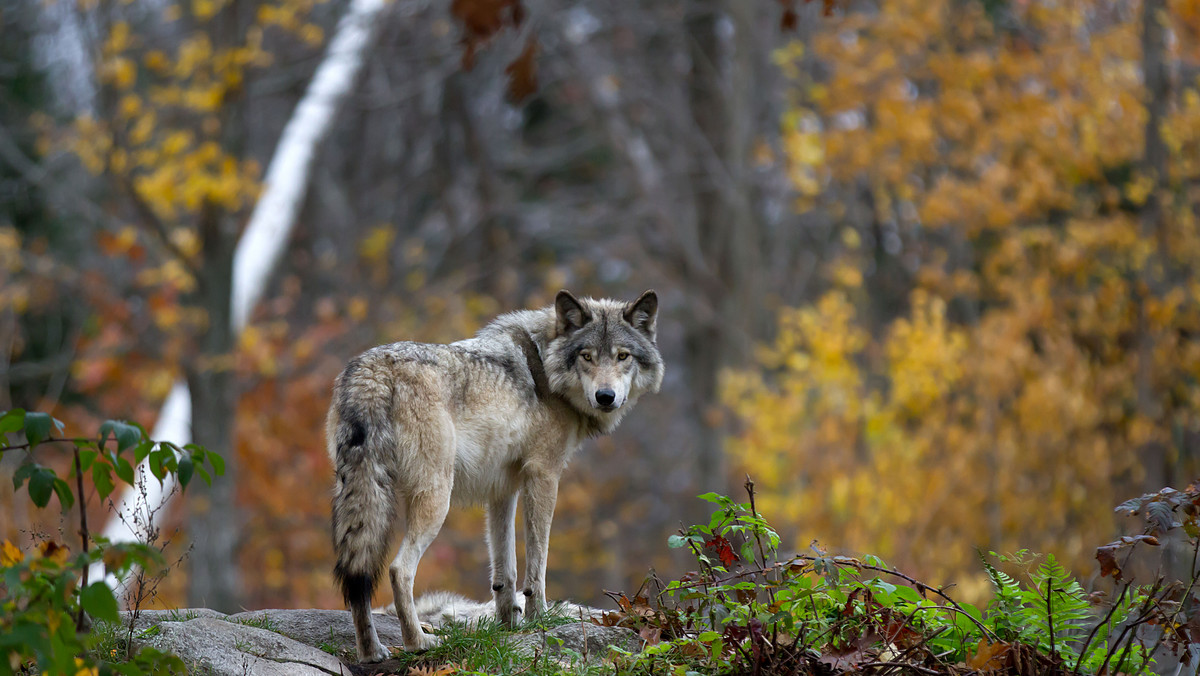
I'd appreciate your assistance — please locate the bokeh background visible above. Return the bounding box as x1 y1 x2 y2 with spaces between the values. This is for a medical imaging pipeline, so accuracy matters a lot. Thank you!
2 0 1200 612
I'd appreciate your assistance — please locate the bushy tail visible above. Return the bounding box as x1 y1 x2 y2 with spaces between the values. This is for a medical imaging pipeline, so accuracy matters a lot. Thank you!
330 401 397 610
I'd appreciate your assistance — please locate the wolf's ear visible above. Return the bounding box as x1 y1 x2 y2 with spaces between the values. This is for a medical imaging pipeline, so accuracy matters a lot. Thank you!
624 290 658 341
555 290 591 336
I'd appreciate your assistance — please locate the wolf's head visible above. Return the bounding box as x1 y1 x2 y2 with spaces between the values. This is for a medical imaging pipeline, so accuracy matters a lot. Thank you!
544 289 664 433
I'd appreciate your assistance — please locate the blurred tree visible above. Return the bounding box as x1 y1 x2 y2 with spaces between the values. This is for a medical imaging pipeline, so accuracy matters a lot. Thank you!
725 0 1200 596
45 0 340 610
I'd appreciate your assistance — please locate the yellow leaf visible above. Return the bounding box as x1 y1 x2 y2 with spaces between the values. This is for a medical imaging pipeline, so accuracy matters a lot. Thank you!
1 540 23 566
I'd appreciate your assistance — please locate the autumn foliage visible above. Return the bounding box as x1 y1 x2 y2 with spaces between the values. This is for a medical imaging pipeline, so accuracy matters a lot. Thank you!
726 0 1200 598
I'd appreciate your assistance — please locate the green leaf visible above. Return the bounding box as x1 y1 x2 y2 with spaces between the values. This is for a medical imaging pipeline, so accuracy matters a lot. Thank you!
148 448 167 482
177 452 194 489
52 478 74 512
113 456 135 485
100 420 141 454
13 461 37 489
77 448 98 473
207 449 225 476
92 463 115 501
27 466 57 508
667 534 690 549
133 440 154 464
79 581 120 624
0 408 25 436
697 631 721 642
24 412 56 446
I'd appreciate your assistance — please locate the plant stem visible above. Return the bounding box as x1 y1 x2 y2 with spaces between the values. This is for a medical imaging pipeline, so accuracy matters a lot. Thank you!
1071 582 1129 675
743 475 776 606
1046 575 1055 657
1 436 126 454
73 445 89 632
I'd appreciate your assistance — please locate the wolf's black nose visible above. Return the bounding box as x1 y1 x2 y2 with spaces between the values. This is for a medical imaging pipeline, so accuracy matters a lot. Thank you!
596 389 616 406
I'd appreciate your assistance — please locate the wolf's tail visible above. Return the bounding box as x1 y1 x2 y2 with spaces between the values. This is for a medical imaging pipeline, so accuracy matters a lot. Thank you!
330 389 397 611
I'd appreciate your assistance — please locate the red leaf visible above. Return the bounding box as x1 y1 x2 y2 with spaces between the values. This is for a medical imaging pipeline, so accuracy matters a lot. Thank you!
704 535 739 567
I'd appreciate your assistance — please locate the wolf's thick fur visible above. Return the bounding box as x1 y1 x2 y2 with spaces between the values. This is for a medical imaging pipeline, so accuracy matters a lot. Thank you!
329 290 663 662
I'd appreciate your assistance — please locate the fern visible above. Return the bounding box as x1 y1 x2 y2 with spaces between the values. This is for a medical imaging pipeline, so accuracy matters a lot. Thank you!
1013 554 1091 658
980 550 1025 641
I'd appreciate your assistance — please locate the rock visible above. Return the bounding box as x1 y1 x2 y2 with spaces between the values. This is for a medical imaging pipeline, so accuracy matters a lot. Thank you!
510 622 643 660
132 616 347 676
226 608 409 654
117 607 227 634
117 599 641 674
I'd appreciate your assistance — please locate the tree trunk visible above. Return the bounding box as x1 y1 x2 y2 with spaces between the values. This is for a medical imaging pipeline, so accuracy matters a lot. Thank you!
186 202 242 611
92 0 395 600
685 0 762 503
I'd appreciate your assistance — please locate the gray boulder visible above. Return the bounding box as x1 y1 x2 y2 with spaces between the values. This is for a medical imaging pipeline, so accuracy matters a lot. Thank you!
118 607 228 634
117 597 641 674
510 622 643 660
132 616 346 676
225 608 408 654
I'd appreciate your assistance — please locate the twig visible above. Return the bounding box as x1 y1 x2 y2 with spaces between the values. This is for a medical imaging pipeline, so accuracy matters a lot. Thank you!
73 445 89 632
1 436 134 454
743 475 776 606
1072 582 1130 675
1046 575 1055 657
1097 577 1162 676
860 661 941 675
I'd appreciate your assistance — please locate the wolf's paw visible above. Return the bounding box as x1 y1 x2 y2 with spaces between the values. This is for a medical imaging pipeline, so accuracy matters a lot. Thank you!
407 631 443 652
359 640 391 663
496 602 523 628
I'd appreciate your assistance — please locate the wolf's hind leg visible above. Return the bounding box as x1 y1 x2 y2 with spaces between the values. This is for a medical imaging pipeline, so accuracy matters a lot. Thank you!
487 492 520 626
390 485 451 651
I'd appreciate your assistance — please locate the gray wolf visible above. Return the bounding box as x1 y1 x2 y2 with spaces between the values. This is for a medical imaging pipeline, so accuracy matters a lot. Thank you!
328 290 663 662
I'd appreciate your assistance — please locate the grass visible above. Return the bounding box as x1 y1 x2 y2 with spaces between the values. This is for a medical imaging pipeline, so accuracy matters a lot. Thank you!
386 607 618 676
166 608 200 622
87 618 130 664
230 613 278 632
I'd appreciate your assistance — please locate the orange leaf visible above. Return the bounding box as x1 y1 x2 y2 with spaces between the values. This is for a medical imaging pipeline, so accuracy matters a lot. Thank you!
504 37 538 103
966 639 1010 672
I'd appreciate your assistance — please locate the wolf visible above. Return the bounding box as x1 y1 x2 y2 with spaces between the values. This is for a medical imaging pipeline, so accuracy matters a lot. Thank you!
328 289 664 662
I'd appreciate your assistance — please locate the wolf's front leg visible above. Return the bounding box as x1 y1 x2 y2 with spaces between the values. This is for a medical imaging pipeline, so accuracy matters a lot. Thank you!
487 493 521 626
521 472 560 617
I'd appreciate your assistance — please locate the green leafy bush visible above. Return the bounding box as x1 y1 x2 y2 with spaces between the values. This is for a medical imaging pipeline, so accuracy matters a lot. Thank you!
601 478 1177 676
0 409 223 675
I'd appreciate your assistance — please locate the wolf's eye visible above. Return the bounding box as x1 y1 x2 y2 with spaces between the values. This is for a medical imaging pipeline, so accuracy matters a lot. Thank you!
617 352 630 361
581 353 592 362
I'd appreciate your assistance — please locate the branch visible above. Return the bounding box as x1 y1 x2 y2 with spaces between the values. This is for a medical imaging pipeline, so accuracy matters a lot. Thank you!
112 171 198 269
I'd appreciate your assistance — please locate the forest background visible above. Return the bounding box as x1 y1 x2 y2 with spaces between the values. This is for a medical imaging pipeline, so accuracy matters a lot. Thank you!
2 0 1200 614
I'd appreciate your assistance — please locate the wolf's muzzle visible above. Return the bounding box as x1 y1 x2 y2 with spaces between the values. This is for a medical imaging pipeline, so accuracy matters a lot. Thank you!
595 389 617 407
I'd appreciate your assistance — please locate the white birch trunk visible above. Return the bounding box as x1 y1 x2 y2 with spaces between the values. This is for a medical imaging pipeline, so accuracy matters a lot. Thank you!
92 0 392 594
